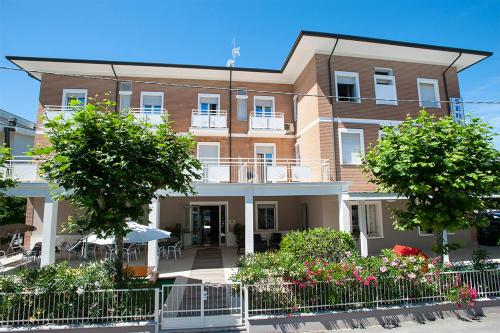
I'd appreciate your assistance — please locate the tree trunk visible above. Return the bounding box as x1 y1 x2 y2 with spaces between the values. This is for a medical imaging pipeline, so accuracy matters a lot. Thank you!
434 230 449 263
114 234 124 286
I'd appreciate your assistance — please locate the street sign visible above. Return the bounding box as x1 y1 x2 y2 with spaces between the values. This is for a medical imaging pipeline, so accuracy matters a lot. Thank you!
450 97 465 124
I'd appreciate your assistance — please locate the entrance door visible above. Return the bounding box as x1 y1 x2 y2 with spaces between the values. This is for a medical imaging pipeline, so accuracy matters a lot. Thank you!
201 206 220 246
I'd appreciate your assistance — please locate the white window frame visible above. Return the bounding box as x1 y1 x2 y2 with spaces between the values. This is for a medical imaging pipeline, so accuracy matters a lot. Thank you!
140 91 164 111
417 78 441 109
253 96 275 116
374 67 393 76
196 142 220 163
255 201 278 231
374 73 398 106
62 89 88 106
365 201 384 239
198 93 221 111
334 71 361 103
338 128 365 165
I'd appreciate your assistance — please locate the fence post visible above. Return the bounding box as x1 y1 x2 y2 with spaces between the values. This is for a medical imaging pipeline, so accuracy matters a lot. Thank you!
244 286 249 332
154 288 160 333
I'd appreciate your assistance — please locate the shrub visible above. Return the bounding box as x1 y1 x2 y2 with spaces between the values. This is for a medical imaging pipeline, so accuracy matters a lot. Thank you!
0 261 151 293
279 228 357 262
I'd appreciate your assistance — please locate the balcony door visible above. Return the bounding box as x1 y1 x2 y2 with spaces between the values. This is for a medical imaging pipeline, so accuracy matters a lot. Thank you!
62 89 87 107
254 144 275 182
198 94 220 115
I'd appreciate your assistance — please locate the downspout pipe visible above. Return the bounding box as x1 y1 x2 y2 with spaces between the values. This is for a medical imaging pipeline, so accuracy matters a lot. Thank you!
327 39 340 181
442 53 462 115
111 64 119 113
228 68 233 159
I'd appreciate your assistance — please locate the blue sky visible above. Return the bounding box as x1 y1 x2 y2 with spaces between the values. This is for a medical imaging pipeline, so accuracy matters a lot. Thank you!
0 0 499 147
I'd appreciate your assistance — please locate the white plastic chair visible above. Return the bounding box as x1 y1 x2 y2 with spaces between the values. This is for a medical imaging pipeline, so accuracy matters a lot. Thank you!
167 241 182 260
123 244 138 262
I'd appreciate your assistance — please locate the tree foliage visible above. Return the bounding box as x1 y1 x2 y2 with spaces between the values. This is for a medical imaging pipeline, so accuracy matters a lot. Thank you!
0 146 25 228
363 111 500 236
34 97 201 282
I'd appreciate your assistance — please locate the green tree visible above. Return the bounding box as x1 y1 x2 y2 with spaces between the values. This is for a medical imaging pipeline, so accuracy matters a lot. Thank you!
0 146 26 229
363 110 500 257
34 97 201 284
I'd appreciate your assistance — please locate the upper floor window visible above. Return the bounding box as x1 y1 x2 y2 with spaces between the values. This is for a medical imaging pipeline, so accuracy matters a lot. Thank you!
254 96 274 116
62 89 87 107
335 71 360 103
236 88 248 121
198 94 220 114
374 68 397 106
339 128 364 165
140 92 164 113
417 78 441 109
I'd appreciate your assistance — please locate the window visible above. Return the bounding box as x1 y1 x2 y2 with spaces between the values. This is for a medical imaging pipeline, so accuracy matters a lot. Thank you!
365 202 383 238
256 202 277 230
197 142 220 165
198 94 220 114
339 129 364 165
335 71 360 103
119 81 132 111
417 78 441 108
350 202 383 239
140 92 164 113
236 88 248 121
62 89 87 107
374 68 397 105
254 96 275 116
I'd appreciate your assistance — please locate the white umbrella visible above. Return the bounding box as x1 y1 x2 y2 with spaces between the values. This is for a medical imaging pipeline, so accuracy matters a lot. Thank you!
86 222 171 245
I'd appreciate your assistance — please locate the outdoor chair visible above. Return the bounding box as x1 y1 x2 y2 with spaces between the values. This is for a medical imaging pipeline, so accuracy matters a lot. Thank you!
254 234 267 253
67 240 84 260
85 243 97 261
167 241 182 260
158 245 166 260
269 233 282 250
104 245 116 260
23 242 42 262
123 243 138 262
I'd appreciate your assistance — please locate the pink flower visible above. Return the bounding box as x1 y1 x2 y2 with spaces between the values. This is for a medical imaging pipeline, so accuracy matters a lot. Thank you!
407 273 416 280
391 261 398 267
380 266 388 273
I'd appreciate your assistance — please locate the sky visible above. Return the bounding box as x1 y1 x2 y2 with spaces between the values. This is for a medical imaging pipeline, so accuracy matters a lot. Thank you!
0 0 499 147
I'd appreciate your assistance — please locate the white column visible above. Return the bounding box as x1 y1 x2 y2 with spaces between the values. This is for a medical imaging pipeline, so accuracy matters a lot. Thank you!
40 198 58 267
148 199 160 270
358 200 369 257
338 193 350 232
442 229 449 263
244 194 254 255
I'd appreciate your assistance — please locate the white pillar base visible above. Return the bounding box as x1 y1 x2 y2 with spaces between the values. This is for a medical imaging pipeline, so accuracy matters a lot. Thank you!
244 194 254 255
338 193 350 232
40 198 58 267
442 229 450 263
148 199 160 270
358 200 368 257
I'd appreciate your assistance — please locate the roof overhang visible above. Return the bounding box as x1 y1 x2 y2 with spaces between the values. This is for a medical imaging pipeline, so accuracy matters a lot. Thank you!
6 31 492 84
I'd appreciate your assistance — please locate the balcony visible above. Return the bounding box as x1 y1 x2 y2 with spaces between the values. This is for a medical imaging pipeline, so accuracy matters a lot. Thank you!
248 112 286 137
2 157 42 182
129 108 166 126
190 109 228 136
197 158 330 183
4 157 331 184
43 106 166 127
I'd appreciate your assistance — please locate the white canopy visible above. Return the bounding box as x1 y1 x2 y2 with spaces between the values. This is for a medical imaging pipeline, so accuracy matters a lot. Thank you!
86 222 171 245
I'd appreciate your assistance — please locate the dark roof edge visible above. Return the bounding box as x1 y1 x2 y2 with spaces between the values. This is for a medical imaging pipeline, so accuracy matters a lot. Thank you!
280 30 493 71
5 56 281 74
6 31 493 78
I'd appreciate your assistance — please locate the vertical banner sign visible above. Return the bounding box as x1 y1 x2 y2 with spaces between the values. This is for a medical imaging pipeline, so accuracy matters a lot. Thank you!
450 97 465 124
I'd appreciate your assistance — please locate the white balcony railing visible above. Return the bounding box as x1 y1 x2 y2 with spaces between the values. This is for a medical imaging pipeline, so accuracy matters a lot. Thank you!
129 108 166 126
2 157 42 182
249 112 285 131
3 157 331 184
43 106 166 126
196 158 330 183
190 109 228 129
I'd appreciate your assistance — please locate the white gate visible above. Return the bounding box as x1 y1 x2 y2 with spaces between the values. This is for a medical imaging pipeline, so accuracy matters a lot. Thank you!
161 282 242 330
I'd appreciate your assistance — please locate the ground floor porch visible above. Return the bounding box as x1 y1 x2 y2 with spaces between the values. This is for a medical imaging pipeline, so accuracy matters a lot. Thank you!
3 182 497 274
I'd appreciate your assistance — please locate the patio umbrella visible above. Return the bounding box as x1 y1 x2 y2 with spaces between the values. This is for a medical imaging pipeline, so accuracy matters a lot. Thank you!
86 222 171 245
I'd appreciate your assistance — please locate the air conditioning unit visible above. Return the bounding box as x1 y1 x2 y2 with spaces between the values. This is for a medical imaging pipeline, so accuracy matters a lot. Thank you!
285 122 295 133
119 81 133 95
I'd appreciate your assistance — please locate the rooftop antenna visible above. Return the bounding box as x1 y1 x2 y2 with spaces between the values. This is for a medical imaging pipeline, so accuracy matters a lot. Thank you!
226 38 240 67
